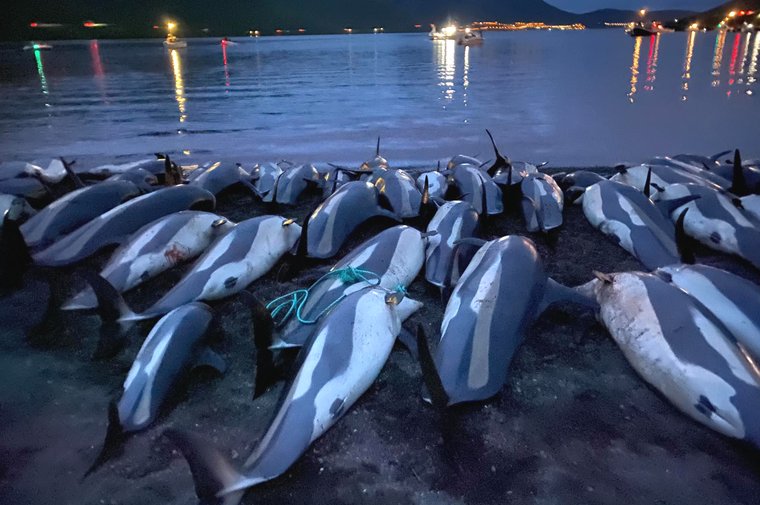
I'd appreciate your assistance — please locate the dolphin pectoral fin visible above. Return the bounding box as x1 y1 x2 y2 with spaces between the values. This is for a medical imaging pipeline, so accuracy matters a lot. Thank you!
416 324 449 409
163 429 245 505
193 347 227 375
83 400 125 479
655 195 700 218
238 290 279 399
539 277 599 314
396 327 419 360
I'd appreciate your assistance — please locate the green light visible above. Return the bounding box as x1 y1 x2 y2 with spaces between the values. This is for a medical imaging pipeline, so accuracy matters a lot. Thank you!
34 49 49 95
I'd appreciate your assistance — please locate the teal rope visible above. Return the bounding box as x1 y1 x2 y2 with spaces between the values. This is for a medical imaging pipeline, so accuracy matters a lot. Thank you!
266 266 382 326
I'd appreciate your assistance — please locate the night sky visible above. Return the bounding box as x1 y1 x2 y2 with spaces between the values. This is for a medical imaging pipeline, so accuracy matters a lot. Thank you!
547 0 723 12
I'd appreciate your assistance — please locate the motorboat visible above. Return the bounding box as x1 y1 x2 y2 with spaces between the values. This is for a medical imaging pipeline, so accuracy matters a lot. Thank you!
457 29 484 46
23 42 52 51
163 35 187 49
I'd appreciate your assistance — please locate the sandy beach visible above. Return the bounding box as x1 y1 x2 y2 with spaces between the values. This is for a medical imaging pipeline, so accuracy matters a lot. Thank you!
2 167 760 505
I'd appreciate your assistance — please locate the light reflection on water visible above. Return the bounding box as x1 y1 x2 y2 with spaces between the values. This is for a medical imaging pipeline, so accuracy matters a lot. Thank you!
2 32 758 166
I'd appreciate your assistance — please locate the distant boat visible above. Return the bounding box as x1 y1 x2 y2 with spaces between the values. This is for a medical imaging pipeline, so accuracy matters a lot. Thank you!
23 42 52 51
221 37 238 46
626 24 656 37
458 29 484 46
163 35 187 49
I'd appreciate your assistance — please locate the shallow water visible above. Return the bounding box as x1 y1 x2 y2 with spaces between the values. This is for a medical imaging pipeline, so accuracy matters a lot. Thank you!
0 30 758 167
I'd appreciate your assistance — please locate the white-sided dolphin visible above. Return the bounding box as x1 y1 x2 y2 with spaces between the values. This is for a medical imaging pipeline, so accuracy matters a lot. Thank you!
85 302 226 476
424 201 479 288
89 215 301 321
520 173 564 233
416 170 447 203
272 225 426 349
304 181 399 259
429 235 596 406
582 179 693 270
449 164 503 215
368 168 423 218
164 286 421 505
189 162 256 196
585 271 760 446
63 211 234 310
32 185 216 267
20 180 141 251
658 183 760 270
271 163 321 205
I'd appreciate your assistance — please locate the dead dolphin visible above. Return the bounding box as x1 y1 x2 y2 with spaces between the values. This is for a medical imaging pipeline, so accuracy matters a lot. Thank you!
89 215 301 321
189 162 256 195
582 179 693 270
271 163 322 205
304 181 399 259
32 185 216 267
655 263 760 361
658 183 760 270
165 286 420 505
272 225 426 349
416 169 448 203
251 162 284 201
449 165 503 215
368 168 423 218
426 235 596 406
20 180 142 251
63 211 235 310
0 195 36 226
520 173 563 233
85 302 225 476
424 201 479 289
585 271 760 447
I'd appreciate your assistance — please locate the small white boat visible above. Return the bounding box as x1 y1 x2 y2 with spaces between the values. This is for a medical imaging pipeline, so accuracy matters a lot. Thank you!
163 35 187 49
23 42 52 51
457 29 484 46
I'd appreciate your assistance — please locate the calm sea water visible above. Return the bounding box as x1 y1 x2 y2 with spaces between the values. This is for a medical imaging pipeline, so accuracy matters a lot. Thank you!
0 31 757 168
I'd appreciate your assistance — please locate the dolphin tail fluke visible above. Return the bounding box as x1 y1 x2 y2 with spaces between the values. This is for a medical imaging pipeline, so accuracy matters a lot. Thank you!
709 150 732 164
540 278 599 314
82 271 138 322
416 324 449 409
237 290 278 399
83 400 124 479
675 208 695 264
163 429 246 505
60 157 85 188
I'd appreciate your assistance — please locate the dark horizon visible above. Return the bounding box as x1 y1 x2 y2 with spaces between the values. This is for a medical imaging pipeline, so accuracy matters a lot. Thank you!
3 0 734 41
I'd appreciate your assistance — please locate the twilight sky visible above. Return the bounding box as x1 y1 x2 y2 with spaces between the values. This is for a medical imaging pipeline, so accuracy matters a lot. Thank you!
546 0 722 13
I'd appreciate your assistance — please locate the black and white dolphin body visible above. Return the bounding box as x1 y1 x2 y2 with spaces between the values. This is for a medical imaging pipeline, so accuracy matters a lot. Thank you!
424 201 479 288
585 271 760 447
0 194 36 226
63 211 234 310
271 163 321 205
610 164 725 199
273 225 426 349
304 181 399 259
520 173 563 233
449 164 503 215
165 286 420 505
250 162 284 201
431 235 595 405
655 263 760 361
368 168 423 218
582 180 688 270
188 162 256 195
90 215 302 321
20 180 142 251
658 183 760 270
32 185 216 267
416 170 448 202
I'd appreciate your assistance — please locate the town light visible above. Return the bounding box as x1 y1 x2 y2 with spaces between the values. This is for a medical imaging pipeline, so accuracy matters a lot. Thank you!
639 9 647 17
167 21 176 31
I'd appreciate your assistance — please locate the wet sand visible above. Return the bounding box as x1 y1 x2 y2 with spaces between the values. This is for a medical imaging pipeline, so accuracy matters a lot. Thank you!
1 168 760 505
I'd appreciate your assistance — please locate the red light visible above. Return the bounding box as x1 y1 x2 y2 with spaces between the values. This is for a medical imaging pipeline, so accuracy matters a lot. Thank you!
153 25 159 29
298 28 305 33
414 24 421 28
30 22 38 27
275 29 283 34
84 21 95 28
